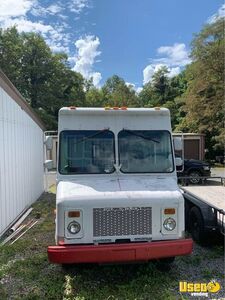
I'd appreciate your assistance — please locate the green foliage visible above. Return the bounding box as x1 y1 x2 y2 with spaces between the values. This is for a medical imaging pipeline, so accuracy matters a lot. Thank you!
102 75 139 107
178 19 224 155
0 27 85 130
85 87 105 107
139 67 188 130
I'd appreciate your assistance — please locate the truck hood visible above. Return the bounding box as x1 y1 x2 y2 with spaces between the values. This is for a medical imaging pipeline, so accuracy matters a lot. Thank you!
57 176 181 202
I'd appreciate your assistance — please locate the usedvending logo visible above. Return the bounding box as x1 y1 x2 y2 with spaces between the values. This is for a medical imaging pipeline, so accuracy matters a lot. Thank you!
179 280 220 297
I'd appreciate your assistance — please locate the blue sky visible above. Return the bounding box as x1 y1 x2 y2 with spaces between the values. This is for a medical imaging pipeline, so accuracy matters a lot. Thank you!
0 0 224 90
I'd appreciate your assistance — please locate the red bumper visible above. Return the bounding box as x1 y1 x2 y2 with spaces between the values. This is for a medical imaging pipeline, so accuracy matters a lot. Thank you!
48 239 193 264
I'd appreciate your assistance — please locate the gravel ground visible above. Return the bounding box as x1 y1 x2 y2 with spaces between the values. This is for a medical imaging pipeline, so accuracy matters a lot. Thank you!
175 240 224 299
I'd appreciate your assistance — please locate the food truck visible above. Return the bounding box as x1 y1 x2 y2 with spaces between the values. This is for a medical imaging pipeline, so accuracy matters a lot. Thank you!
48 107 193 264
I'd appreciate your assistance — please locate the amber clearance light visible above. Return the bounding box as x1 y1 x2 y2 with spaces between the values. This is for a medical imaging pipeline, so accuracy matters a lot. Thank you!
164 208 176 215
68 211 80 218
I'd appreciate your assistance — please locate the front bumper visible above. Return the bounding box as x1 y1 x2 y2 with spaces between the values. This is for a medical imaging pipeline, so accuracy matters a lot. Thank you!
48 238 193 264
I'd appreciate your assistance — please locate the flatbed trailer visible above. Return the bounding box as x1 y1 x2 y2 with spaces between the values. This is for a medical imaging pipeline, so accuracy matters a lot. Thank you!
181 179 225 244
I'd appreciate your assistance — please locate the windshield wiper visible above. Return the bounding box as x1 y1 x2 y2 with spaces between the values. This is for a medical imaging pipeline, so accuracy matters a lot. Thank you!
122 129 160 143
73 128 110 146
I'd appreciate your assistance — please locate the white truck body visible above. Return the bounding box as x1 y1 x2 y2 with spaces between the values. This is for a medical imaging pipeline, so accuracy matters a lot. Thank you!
48 107 193 264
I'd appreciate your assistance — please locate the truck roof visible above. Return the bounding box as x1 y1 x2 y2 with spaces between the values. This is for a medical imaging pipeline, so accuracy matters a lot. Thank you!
58 107 172 131
59 107 170 116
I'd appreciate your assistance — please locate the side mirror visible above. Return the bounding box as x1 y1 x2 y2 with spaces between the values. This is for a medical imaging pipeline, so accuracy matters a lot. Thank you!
175 157 183 167
44 160 53 170
173 137 183 151
45 136 53 151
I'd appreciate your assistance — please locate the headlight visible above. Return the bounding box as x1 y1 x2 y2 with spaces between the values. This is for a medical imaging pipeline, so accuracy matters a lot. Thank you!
163 218 176 231
203 166 210 170
67 221 81 234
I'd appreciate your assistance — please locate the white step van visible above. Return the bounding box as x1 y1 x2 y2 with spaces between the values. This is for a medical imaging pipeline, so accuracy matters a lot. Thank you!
48 107 193 264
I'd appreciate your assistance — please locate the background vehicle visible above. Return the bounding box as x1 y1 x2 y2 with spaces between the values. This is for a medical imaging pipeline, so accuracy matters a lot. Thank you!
177 157 211 184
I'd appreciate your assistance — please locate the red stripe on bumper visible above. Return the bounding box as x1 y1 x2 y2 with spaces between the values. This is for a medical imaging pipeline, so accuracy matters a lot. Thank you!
48 239 193 264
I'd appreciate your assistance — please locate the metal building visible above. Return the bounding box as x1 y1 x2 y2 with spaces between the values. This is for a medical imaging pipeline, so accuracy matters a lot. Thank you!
0 71 45 236
173 133 205 160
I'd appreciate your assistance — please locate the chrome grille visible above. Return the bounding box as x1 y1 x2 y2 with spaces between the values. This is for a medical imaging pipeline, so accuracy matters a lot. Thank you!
93 207 152 237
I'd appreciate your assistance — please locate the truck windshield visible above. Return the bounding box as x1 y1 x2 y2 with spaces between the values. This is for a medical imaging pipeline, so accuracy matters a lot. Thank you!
59 130 115 174
118 130 174 173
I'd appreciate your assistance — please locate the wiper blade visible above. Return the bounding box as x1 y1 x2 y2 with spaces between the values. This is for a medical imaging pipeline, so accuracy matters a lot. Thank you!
73 128 110 145
123 129 160 143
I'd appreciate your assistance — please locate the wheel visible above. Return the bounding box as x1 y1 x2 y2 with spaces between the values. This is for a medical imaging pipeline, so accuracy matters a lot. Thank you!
189 206 206 244
188 170 201 184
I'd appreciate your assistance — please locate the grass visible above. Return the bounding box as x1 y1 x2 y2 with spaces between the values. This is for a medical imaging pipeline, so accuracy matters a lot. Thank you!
0 188 224 300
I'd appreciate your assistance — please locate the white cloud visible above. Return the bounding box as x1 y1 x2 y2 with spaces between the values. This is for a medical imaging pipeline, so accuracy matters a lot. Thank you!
167 66 181 78
31 1 88 17
47 4 63 15
2 17 52 33
0 0 72 53
92 72 102 87
208 3 225 24
72 35 102 86
125 82 143 94
143 64 182 84
143 65 155 84
0 0 91 54
125 82 135 89
143 64 166 84
0 0 34 18
136 87 143 94
143 43 190 84
156 43 191 67
1 16 70 53
31 3 65 17
69 0 89 13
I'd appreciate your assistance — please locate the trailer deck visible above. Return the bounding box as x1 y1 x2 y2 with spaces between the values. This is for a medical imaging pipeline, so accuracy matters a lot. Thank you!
181 185 225 211
181 181 225 240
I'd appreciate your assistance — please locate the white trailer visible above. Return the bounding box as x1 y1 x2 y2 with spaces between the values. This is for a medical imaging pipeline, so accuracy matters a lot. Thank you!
0 71 45 237
48 107 193 264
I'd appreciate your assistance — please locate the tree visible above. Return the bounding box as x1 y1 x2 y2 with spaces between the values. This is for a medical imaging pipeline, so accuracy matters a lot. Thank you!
138 67 188 129
177 19 224 155
0 27 86 129
0 27 24 90
102 75 139 107
151 66 170 105
139 66 171 108
86 87 105 107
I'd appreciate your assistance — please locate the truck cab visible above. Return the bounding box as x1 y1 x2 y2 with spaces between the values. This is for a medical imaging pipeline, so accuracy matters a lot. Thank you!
48 107 193 264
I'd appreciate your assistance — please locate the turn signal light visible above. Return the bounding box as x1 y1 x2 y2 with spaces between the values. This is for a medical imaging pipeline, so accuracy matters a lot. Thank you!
164 208 176 215
68 211 80 218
